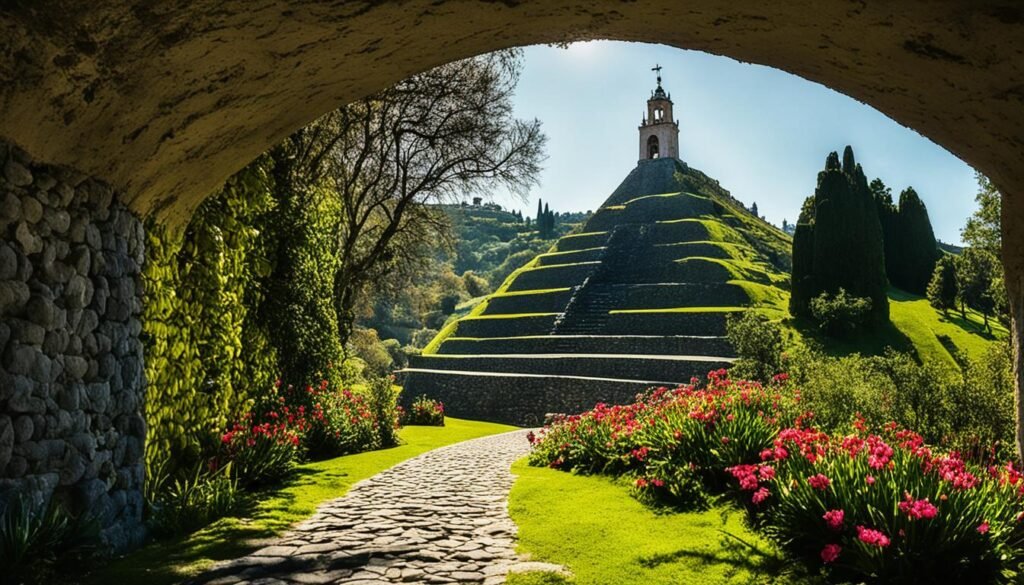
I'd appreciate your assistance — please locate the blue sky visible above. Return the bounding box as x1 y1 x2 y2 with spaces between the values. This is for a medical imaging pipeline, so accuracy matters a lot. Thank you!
489 41 979 245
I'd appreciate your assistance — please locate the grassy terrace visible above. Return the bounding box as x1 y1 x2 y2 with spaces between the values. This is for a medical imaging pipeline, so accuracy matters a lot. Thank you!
507 460 797 585
89 418 518 585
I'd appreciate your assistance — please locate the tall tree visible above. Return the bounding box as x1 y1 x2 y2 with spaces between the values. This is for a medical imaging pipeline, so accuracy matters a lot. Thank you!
293 50 547 345
790 146 889 325
890 187 940 294
927 254 958 316
962 172 1001 255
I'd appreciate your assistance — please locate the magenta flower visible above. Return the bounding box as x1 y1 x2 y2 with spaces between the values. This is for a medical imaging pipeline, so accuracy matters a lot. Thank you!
898 494 938 520
823 509 845 531
807 473 831 490
977 522 990 534
752 487 770 505
856 525 891 548
820 543 841 563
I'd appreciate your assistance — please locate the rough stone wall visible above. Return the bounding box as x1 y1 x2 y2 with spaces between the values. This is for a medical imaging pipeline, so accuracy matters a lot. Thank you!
398 370 663 427
0 141 145 551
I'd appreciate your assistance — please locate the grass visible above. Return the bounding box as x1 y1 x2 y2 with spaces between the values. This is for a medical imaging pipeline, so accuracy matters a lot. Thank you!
776 287 1006 367
887 287 1007 366
507 460 804 585
88 418 518 585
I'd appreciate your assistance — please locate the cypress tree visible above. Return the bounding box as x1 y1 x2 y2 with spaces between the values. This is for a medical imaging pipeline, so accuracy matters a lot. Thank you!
790 147 889 324
890 187 940 294
536 199 543 229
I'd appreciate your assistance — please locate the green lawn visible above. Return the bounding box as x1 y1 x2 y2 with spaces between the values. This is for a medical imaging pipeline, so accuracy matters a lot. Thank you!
507 460 808 585
88 418 517 585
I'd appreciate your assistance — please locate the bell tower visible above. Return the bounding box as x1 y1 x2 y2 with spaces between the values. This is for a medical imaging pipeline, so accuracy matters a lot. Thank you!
638 64 680 162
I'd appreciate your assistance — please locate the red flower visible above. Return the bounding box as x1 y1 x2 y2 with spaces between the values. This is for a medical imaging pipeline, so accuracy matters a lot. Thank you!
898 493 938 520
977 522 990 534
856 526 890 548
823 509 845 531
820 543 841 564
807 473 831 491
865 475 876 486
635 477 649 488
752 487 770 505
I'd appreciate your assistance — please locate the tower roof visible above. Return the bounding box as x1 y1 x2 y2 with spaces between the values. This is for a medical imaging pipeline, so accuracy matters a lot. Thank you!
650 63 669 100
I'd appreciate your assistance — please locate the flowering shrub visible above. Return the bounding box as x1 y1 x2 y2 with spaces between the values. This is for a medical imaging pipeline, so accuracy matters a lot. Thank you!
750 417 1024 583
217 383 307 487
404 395 445 426
303 380 381 458
528 370 1024 583
528 370 794 507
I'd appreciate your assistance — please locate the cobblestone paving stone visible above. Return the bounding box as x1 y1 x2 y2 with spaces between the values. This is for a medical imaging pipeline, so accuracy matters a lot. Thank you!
188 429 566 585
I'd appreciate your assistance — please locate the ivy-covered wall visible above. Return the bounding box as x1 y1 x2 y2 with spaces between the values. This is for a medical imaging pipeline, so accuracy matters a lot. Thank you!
142 162 278 471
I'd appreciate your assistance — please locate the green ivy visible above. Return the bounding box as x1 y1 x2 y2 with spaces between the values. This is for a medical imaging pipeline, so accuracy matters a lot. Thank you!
142 160 278 472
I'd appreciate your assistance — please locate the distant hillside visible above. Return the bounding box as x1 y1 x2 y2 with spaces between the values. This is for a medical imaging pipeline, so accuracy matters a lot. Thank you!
357 202 590 349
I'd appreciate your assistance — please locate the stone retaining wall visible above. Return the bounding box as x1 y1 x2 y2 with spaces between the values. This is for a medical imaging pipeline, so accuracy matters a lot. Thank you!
505 263 595 292
482 290 574 315
0 142 145 551
436 335 735 357
604 312 729 336
410 354 729 382
454 315 558 338
398 370 657 427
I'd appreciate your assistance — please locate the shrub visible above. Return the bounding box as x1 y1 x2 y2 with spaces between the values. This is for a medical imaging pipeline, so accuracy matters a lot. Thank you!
745 419 1024 584
215 381 306 487
404 395 446 426
809 288 873 337
726 311 784 382
148 464 240 536
367 375 401 448
303 380 381 458
0 494 97 583
528 371 793 507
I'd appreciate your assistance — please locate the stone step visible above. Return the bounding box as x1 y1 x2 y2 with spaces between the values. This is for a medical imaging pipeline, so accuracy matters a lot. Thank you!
481 289 574 315
408 353 732 382
437 335 734 357
505 262 597 292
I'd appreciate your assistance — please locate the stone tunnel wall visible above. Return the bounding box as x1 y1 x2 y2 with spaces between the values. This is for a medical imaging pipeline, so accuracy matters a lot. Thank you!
0 141 146 551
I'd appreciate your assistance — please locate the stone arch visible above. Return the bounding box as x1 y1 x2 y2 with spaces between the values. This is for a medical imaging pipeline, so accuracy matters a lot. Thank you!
1 0 1024 548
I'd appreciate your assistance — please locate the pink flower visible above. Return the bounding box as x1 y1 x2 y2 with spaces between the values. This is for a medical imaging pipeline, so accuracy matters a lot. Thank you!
823 509 845 531
856 526 891 548
977 522 990 535
752 487 770 505
758 465 776 481
865 475 876 486
807 473 831 491
820 543 841 564
898 493 938 520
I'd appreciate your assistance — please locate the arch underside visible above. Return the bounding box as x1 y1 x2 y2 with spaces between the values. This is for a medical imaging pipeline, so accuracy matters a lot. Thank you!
0 1 1021 225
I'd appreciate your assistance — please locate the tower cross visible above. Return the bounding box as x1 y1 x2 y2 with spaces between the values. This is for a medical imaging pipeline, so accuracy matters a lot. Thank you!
652 64 662 86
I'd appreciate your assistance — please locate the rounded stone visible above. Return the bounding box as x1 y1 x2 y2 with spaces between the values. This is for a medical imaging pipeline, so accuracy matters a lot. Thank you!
14 221 42 255
0 242 17 280
20 195 43 224
0 280 30 312
4 159 32 186
65 274 94 309
13 415 34 443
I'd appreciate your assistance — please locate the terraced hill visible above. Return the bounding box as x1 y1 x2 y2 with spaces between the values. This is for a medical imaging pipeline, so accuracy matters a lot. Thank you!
400 158 792 425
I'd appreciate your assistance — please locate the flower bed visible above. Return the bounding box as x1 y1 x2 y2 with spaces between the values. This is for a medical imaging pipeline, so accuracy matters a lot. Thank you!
527 370 1024 583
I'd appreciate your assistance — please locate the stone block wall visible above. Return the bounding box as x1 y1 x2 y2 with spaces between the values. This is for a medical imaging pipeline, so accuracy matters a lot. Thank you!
398 370 656 427
0 141 146 551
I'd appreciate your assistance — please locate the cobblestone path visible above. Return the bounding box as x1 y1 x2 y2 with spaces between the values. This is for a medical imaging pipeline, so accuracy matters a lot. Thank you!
189 429 564 585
